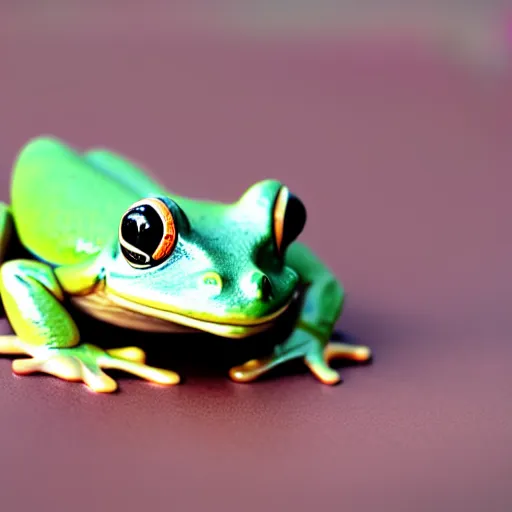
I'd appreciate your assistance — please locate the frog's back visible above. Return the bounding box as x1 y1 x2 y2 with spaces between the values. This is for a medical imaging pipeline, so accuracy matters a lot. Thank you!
10 136 167 267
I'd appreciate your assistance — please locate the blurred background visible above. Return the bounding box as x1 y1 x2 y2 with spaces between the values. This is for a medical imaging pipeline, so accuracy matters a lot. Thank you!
1 3 511 512
2 1 510 330
2 1 510 297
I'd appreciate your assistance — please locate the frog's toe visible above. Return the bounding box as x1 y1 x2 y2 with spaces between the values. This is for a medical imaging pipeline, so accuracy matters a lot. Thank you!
0 335 25 355
12 354 82 381
304 351 341 385
228 356 279 383
104 346 180 385
106 346 146 364
80 363 118 393
324 342 372 363
229 360 262 382
100 351 180 386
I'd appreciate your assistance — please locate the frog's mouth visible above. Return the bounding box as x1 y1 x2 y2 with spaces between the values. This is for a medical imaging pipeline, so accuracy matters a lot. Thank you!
88 287 294 339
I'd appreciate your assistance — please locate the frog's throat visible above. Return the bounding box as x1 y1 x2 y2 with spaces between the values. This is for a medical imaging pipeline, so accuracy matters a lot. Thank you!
71 287 290 339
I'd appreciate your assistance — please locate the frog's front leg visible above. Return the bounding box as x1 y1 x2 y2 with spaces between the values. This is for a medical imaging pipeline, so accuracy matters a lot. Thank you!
229 242 372 385
0 260 180 392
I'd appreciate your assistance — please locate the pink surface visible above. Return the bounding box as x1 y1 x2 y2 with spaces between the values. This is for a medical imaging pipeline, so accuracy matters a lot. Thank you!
1 6 511 512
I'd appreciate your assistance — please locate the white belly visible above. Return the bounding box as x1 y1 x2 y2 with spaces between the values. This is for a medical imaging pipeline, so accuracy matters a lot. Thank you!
71 290 198 334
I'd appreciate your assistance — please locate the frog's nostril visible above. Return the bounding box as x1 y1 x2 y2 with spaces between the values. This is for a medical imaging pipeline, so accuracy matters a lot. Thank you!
249 272 273 302
261 275 272 301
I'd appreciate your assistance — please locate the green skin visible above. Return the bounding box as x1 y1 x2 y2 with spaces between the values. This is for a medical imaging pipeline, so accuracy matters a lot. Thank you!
0 136 371 393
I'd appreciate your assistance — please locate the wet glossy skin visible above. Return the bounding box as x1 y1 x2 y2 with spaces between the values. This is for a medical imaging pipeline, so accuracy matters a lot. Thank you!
0 136 371 392
103 181 300 336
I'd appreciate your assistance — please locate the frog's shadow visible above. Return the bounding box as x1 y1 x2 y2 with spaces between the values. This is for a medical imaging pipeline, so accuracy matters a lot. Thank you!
73 306 373 384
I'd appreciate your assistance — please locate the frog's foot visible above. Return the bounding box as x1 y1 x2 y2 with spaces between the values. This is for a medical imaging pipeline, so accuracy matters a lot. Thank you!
0 337 180 393
308 342 372 384
228 329 371 385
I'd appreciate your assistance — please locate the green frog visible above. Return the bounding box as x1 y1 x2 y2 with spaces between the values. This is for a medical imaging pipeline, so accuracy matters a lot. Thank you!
0 136 371 392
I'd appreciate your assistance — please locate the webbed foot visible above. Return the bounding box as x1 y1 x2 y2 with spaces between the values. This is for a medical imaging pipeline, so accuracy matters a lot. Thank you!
0 336 180 393
228 328 371 385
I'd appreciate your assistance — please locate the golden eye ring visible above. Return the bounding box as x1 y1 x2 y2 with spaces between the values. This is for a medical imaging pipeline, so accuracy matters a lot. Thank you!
272 186 307 256
119 197 177 268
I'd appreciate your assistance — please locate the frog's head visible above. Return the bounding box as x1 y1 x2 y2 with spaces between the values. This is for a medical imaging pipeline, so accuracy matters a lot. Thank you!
103 180 307 338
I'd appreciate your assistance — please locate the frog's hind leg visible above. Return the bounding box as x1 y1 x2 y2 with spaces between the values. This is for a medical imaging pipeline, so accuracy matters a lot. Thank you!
0 259 180 392
0 203 13 265
0 202 15 322
83 148 169 198
0 203 26 354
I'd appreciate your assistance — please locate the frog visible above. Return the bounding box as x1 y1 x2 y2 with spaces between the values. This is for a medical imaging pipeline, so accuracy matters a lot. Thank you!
0 136 372 393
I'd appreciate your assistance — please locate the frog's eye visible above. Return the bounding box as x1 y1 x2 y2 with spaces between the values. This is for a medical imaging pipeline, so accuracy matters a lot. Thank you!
273 186 307 256
119 198 177 269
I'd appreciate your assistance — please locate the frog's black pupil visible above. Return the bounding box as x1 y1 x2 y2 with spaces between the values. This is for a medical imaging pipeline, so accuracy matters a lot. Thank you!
120 205 163 262
281 193 307 251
